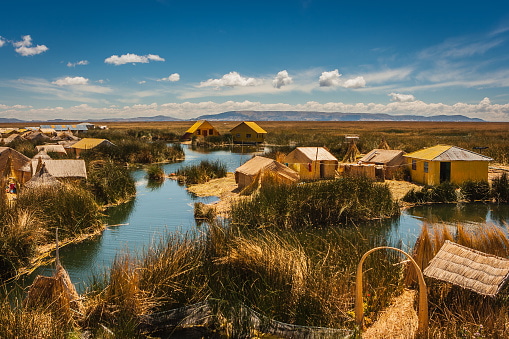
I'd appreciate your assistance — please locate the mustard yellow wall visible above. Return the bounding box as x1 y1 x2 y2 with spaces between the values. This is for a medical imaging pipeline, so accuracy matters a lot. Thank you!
231 124 265 143
287 160 336 180
406 158 489 185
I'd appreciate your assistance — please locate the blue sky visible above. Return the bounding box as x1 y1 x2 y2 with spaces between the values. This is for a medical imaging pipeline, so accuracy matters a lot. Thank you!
1 0 509 121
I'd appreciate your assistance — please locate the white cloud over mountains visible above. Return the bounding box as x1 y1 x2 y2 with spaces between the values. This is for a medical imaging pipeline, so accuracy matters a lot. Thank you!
104 53 165 65
389 92 416 102
3 97 508 122
198 71 263 88
13 35 48 56
272 70 293 88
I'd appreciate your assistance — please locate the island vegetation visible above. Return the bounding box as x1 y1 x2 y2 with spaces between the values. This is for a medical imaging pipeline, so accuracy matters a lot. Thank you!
1 120 509 338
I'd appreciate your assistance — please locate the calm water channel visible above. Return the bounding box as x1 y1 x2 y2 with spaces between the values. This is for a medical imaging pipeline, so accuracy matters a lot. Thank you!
18 145 509 294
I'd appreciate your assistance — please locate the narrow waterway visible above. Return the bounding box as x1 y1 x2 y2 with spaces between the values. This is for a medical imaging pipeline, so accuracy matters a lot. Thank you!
17 145 509 294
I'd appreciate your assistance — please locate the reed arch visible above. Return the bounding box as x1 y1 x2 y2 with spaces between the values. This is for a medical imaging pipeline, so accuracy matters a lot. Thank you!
355 246 428 337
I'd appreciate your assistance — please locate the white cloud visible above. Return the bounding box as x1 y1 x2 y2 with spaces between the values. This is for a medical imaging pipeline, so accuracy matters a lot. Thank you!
52 76 89 86
67 60 89 67
343 76 366 89
319 69 341 87
0 37 5 48
158 73 180 82
389 92 416 102
272 70 293 88
139 81 147 84
198 71 263 88
104 53 165 65
0 104 32 110
13 35 48 56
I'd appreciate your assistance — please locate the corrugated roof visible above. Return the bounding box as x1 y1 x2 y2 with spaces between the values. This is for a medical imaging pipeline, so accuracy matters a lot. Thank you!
71 138 113 150
358 149 405 164
404 145 493 161
235 156 299 181
294 147 338 162
423 241 509 296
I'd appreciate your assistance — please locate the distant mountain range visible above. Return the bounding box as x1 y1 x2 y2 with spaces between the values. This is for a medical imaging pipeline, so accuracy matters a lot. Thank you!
0 111 483 123
196 111 484 122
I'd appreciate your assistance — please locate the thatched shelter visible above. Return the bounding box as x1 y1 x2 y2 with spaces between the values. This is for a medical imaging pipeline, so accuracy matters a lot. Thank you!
0 147 32 184
36 144 67 155
24 163 63 189
235 156 299 189
423 240 509 296
342 141 361 163
284 147 338 180
31 159 87 180
357 149 406 179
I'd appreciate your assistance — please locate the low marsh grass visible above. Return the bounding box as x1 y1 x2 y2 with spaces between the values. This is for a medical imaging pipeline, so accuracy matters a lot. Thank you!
230 176 400 229
403 182 458 204
177 159 227 185
145 164 165 181
87 160 136 205
83 222 405 335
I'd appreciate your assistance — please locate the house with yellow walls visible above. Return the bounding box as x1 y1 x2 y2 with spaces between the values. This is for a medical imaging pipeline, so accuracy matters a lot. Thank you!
230 122 267 144
181 120 220 140
284 147 338 180
404 145 493 185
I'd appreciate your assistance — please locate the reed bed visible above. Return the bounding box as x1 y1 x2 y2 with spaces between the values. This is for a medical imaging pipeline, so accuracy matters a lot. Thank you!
176 159 227 185
145 164 165 181
230 175 400 229
80 222 405 336
87 160 136 205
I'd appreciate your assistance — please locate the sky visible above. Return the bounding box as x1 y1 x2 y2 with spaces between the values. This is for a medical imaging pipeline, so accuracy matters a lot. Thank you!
1 0 509 122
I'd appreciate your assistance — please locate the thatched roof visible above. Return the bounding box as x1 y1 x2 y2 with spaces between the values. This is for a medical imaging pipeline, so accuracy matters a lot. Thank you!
24 164 62 189
36 144 67 154
235 156 299 182
423 240 509 296
33 150 52 160
0 147 31 174
286 147 338 163
342 142 361 163
31 159 87 179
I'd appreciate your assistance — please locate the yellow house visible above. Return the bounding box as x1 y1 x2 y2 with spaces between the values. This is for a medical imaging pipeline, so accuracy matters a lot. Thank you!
284 147 338 180
404 145 493 185
230 122 267 144
71 138 115 157
181 120 220 140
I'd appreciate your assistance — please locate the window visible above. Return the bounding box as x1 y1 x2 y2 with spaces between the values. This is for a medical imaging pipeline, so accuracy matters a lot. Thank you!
424 162 428 173
196 130 201 135
209 129 214 134
412 160 416 170
246 134 251 138
236 133 240 138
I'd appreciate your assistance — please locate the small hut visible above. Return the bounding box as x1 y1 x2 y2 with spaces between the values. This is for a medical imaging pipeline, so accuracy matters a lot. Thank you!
284 147 338 180
70 138 115 157
357 149 406 179
24 163 63 189
424 241 509 296
31 159 87 180
36 144 68 155
181 120 220 140
230 122 267 144
0 147 32 184
235 156 299 189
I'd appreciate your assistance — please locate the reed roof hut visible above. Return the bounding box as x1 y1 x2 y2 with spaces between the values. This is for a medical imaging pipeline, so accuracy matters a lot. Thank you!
24 163 63 189
36 144 67 155
423 240 509 296
31 159 87 180
342 141 361 163
284 147 338 180
235 156 299 189
357 149 406 179
0 147 32 184
71 138 115 157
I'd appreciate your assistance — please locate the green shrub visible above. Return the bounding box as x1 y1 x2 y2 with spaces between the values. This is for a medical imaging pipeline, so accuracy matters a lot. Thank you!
461 180 490 202
230 176 400 229
403 182 458 204
491 172 509 203
87 161 136 205
176 160 227 185
146 164 165 181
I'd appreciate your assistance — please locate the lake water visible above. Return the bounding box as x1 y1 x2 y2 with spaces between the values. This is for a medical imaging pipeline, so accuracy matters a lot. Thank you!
18 145 509 294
